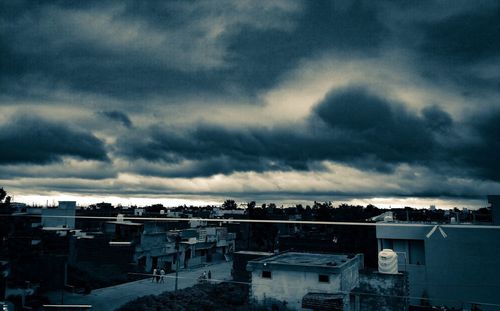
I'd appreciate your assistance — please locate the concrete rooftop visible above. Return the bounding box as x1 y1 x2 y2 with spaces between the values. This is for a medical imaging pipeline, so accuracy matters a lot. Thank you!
247 251 363 274
257 252 352 267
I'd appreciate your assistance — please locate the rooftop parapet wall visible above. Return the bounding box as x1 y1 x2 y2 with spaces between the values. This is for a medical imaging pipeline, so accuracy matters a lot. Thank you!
247 251 363 274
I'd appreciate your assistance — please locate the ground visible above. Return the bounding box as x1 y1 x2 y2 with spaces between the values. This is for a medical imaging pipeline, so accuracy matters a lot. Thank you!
47 261 231 310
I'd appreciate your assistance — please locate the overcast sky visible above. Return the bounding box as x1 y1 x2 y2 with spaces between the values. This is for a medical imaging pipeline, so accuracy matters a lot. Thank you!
1 0 499 208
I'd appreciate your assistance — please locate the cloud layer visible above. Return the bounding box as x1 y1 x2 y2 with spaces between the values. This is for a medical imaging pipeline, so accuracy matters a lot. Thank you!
1 0 500 204
0 115 108 165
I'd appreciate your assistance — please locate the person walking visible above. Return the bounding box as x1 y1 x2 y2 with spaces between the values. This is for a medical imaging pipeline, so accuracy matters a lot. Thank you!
160 269 165 283
152 268 157 283
208 270 211 280
198 271 207 284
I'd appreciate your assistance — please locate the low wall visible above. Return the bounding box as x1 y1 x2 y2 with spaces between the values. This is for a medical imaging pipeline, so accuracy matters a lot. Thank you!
353 270 408 311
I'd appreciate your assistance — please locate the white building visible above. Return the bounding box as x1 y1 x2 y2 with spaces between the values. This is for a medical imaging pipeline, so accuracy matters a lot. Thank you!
247 252 363 311
134 208 145 216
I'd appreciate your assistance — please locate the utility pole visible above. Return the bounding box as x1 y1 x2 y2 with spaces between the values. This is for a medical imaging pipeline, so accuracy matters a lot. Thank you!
175 234 181 291
61 261 67 304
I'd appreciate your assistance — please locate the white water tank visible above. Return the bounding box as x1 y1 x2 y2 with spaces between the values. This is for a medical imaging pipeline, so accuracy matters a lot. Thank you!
378 249 398 274
116 214 125 222
383 215 394 222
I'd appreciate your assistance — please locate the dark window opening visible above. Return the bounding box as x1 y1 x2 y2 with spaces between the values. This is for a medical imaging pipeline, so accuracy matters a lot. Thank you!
409 239 425 265
262 270 272 279
319 274 329 283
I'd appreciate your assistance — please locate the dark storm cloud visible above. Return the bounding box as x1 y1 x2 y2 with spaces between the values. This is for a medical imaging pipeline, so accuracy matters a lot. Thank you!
125 156 288 179
420 9 500 64
0 162 116 180
117 87 458 177
0 115 108 164
98 110 133 128
452 111 500 181
421 105 453 132
410 3 500 93
116 86 500 182
118 125 315 176
1 0 497 103
225 0 387 92
314 87 437 163
0 0 388 101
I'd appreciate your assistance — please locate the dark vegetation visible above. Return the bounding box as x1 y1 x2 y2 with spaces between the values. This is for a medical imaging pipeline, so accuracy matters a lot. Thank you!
117 282 289 311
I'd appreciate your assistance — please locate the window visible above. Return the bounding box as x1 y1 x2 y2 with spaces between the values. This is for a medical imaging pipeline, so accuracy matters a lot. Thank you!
409 240 425 265
318 274 329 283
262 270 272 279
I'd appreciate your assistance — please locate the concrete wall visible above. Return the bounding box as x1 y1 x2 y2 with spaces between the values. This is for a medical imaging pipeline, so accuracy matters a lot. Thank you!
377 224 500 310
355 271 408 311
340 262 360 293
251 269 344 310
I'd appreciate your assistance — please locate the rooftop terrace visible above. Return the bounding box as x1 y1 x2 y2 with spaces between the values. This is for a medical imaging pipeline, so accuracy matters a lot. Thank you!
247 251 363 273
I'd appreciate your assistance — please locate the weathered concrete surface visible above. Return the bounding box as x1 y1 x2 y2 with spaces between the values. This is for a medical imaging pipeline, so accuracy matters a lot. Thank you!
354 270 408 311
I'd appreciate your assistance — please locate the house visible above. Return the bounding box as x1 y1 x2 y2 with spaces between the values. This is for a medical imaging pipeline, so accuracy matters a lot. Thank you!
27 201 77 229
135 224 236 272
247 252 364 310
135 223 178 272
6 213 70 291
177 226 235 268
134 208 145 216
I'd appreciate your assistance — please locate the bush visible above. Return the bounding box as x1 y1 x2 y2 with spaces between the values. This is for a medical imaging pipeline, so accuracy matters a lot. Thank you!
117 282 289 311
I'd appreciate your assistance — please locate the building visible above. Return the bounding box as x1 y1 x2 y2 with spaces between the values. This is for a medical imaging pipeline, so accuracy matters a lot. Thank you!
376 221 500 310
135 224 236 272
488 195 500 225
135 223 178 272
176 226 235 268
247 252 364 310
41 201 76 229
134 208 145 216
6 212 71 292
232 251 273 282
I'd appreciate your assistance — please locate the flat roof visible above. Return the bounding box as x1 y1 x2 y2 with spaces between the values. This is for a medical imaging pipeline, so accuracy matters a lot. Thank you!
107 221 142 226
247 251 362 274
235 251 274 256
109 241 133 246
42 227 73 231
256 252 351 267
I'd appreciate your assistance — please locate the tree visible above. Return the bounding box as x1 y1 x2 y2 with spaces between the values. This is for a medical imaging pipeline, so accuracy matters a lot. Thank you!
0 187 11 206
222 199 237 210
246 201 256 218
316 202 332 222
